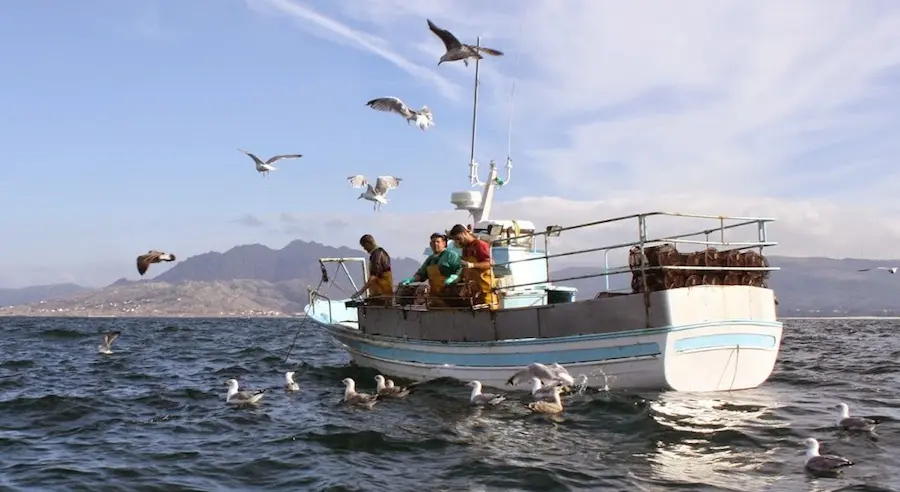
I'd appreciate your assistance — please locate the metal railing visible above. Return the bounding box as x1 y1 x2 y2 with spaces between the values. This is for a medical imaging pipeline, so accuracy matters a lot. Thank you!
490 211 779 294
306 258 369 321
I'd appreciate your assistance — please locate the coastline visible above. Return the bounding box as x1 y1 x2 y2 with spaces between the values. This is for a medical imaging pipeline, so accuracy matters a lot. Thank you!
0 311 304 318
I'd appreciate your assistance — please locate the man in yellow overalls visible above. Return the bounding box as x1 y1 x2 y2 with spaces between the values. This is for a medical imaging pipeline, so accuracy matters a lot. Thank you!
448 224 498 310
351 234 393 306
398 233 462 307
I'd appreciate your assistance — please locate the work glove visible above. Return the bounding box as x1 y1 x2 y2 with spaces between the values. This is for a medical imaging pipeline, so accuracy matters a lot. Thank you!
399 277 414 286
443 274 459 286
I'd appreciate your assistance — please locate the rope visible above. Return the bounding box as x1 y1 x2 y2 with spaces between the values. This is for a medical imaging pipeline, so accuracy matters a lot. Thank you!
283 321 304 363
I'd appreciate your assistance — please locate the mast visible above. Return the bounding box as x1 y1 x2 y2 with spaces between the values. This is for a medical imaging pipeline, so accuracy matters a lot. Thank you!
467 37 482 188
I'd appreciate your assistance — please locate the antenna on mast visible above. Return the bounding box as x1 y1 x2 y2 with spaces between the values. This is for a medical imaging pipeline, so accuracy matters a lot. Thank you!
502 20 523 188
468 37 483 188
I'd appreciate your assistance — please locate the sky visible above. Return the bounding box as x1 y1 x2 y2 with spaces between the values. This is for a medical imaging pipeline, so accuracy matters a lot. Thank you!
1 0 900 288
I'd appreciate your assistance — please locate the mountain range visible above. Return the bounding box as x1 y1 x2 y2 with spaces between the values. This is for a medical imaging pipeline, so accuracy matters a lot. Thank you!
1 239 898 317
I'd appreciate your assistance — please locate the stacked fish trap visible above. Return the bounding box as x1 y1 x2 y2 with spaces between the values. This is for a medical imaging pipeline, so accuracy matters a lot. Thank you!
628 243 770 294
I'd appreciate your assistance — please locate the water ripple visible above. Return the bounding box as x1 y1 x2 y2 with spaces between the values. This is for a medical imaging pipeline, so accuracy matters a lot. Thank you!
0 316 898 491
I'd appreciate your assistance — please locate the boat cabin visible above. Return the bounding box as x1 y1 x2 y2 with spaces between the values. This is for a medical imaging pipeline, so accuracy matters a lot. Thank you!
419 218 577 309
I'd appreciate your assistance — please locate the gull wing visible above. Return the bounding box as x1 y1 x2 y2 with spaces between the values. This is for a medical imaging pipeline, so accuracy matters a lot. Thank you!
507 362 557 386
527 400 563 414
101 331 121 348
136 251 162 276
474 46 504 56
366 97 410 117
840 416 877 430
807 454 853 472
347 175 368 189
374 176 402 195
265 154 303 164
229 388 267 404
427 19 462 51
238 149 264 165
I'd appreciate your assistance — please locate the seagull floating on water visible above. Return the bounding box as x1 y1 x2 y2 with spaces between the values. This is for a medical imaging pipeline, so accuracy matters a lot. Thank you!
348 175 402 211
526 384 564 415
466 380 506 406
858 266 899 274
374 375 410 398
136 250 176 276
834 402 877 432
284 371 299 392
427 19 504 67
341 377 379 409
366 97 434 131
225 378 267 406
98 331 121 354
802 438 854 475
507 362 575 388
238 149 302 177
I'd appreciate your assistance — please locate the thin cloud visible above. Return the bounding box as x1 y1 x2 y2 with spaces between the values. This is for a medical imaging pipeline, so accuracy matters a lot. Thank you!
231 215 267 228
324 0 900 201
245 0 463 101
273 191 900 265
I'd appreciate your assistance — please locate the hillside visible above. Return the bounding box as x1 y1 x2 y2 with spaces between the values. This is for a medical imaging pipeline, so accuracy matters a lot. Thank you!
2 244 900 316
152 240 377 284
0 283 91 307
0 240 420 317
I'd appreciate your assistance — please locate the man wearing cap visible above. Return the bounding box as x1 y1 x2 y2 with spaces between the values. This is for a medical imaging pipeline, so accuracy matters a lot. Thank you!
447 223 498 310
398 232 462 307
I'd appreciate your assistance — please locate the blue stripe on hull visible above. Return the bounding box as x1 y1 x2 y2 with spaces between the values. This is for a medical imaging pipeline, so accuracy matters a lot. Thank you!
339 338 661 367
308 313 783 348
673 333 777 352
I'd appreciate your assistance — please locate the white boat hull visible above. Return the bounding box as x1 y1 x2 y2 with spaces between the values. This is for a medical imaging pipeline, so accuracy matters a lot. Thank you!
304 292 782 392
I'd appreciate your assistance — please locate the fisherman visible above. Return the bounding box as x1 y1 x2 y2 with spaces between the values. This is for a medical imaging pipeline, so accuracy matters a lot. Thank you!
398 232 462 307
351 234 393 306
448 224 498 310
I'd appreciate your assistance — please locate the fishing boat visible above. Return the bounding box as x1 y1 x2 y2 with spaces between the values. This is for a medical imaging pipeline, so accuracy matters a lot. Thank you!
302 38 782 393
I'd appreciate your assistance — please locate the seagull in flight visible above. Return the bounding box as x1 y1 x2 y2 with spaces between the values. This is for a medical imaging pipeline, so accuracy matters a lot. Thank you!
238 149 302 177
366 97 434 131
136 250 176 276
858 266 898 274
427 19 504 67
348 175 402 211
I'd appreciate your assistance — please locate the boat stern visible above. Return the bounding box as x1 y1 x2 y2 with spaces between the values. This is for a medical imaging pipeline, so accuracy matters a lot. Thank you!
661 285 782 392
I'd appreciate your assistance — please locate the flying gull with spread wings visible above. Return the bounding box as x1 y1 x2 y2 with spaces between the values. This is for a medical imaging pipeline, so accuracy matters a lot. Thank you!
348 175 402 212
366 97 434 131
427 19 504 67
238 149 302 177
136 250 176 276
858 266 898 274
